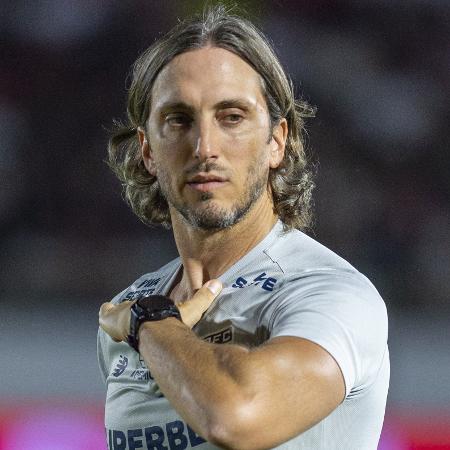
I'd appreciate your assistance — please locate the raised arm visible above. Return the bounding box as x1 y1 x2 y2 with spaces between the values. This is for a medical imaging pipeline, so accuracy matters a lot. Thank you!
99 282 345 450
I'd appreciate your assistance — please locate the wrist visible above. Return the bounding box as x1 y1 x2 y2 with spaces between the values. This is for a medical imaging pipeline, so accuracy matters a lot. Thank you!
138 317 182 336
137 317 186 352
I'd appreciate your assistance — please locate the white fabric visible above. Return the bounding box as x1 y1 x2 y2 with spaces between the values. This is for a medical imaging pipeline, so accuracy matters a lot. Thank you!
98 221 389 449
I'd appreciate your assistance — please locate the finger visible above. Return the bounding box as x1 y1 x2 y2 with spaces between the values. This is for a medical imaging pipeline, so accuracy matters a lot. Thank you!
98 301 132 325
186 279 222 313
196 279 223 304
99 300 133 316
99 301 115 317
179 279 222 327
99 302 119 341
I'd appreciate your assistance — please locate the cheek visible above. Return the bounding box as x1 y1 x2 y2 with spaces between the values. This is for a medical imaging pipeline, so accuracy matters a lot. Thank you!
225 133 270 179
228 125 269 153
230 142 270 184
153 151 185 189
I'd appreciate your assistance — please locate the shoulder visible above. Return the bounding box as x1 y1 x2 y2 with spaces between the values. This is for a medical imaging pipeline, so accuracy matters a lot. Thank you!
265 226 359 275
266 227 387 342
110 257 181 304
263 226 385 314
263 226 388 395
267 226 386 315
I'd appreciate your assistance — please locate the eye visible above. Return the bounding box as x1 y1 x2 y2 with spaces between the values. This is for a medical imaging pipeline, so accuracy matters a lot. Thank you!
165 113 192 127
219 110 245 125
225 114 243 123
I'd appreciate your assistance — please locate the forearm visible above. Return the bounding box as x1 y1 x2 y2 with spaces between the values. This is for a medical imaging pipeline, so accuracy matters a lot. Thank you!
100 283 345 449
138 318 252 445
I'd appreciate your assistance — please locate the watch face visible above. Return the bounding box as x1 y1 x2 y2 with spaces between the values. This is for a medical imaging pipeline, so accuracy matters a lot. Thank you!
137 295 175 311
127 295 181 352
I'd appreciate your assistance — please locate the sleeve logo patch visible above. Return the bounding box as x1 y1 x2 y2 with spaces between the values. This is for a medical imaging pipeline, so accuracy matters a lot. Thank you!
232 272 277 291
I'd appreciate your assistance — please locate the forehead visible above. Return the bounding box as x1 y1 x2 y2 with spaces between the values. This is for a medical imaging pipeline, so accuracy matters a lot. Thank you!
151 47 267 111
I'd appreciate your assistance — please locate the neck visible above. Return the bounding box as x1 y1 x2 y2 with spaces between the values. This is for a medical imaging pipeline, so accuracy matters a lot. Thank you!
169 194 278 301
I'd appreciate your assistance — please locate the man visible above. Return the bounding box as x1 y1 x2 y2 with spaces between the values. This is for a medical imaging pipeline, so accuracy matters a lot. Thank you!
98 6 389 450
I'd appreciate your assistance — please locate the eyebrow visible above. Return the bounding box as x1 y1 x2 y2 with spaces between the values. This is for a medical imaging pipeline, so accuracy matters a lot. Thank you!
214 99 252 111
159 102 195 115
158 98 253 114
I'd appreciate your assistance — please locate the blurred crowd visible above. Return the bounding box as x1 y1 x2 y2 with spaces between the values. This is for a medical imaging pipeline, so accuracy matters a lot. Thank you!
1 0 449 314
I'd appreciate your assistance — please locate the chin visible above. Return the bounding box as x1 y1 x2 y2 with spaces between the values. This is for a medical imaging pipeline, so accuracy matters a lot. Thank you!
180 201 250 231
173 180 264 231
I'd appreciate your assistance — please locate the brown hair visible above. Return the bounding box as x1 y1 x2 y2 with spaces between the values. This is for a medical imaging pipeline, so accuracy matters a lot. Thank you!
108 5 316 230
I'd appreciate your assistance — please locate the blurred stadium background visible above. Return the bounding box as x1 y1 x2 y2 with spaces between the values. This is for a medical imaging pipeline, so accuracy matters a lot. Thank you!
1 1 449 449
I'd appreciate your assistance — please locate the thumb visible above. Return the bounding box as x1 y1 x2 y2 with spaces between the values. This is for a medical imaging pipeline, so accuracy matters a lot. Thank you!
203 279 223 296
179 279 223 328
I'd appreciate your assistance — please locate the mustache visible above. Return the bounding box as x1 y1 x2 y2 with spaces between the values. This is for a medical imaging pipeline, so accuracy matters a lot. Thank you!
184 162 227 176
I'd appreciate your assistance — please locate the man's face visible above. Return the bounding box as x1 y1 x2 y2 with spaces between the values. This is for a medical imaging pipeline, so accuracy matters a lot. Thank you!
140 46 285 230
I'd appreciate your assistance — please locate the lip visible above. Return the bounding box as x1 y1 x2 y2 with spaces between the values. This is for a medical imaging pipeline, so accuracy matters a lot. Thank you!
186 173 228 192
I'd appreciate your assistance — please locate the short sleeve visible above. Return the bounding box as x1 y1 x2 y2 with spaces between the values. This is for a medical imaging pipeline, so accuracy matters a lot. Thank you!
97 328 109 384
269 270 388 398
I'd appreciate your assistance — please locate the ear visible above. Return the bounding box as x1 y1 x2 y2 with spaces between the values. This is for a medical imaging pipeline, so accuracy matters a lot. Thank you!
138 126 157 176
269 118 288 169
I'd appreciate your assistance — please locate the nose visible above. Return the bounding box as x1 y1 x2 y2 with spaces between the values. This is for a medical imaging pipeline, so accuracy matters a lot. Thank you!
193 119 219 161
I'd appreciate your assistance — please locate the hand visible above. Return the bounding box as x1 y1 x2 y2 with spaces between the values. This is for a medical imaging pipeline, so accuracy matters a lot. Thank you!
99 300 134 342
98 279 223 341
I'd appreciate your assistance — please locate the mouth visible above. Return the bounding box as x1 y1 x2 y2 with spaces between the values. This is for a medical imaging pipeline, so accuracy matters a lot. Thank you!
185 173 228 192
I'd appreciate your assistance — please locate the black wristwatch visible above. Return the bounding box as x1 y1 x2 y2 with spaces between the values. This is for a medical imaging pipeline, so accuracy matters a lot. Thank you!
127 295 182 352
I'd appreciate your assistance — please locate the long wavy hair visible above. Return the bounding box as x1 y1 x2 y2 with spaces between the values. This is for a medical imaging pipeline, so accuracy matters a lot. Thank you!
108 6 316 231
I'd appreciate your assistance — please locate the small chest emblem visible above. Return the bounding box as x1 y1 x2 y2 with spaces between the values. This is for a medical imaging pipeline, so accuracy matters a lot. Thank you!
112 355 128 377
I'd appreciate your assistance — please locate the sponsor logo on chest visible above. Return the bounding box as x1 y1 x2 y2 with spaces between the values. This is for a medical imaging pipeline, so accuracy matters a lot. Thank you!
203 327 233 344
124 278 161 300
232 272 278 291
